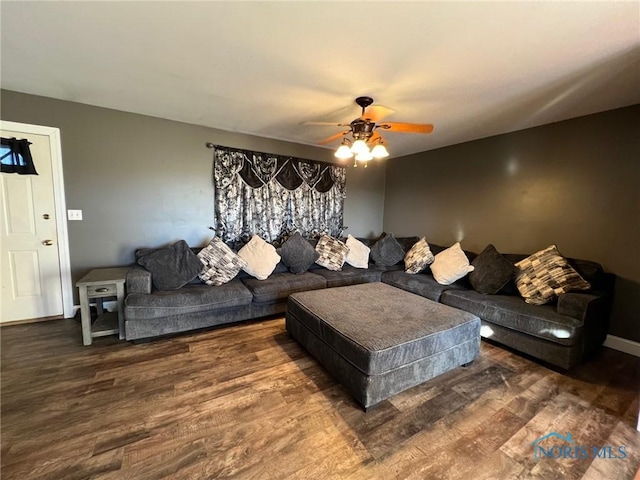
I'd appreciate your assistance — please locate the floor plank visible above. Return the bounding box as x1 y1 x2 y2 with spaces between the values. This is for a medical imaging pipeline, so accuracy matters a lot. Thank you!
2 317 639 479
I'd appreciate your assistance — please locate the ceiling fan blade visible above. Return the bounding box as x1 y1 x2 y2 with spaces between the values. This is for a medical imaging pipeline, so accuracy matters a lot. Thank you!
301 121 347 127
361 105 395 123
319 130 350 145
379 122 434 134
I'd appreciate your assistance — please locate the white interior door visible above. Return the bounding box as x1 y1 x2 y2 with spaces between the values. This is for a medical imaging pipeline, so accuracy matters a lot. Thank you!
1 127 66 322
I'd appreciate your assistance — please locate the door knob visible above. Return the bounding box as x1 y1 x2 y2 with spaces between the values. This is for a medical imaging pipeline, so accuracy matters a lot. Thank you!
42 240 54 246
43 213 50 219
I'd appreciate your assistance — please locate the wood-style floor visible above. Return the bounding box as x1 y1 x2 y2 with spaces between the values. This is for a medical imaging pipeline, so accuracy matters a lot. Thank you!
1 316 639 479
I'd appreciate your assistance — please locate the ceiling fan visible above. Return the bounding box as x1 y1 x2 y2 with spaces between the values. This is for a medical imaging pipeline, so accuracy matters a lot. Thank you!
305 96 434 165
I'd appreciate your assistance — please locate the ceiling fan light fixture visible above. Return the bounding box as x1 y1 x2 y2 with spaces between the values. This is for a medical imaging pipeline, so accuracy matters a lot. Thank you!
314 96 434 167
350 139 369 154
370 143 389 159
334 143 354 159
355 150 374 162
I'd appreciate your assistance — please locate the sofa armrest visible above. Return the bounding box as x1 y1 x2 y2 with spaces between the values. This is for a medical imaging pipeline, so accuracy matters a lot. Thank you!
557 291 611 358
127 266 152 295
556 292 602 321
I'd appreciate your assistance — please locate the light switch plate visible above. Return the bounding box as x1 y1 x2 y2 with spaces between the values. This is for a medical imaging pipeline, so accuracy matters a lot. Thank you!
68 209 83 221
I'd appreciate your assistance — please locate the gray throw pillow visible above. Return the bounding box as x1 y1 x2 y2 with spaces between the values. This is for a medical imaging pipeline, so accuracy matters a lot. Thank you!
370 233 405 267
278 232 319 274
469 244 516 294
137 240 203 291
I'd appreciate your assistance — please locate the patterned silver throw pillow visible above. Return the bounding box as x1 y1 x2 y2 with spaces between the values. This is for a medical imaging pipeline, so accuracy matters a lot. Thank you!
198 237 248 286
515 244 591 305
404 237 435 274
315 234 349 271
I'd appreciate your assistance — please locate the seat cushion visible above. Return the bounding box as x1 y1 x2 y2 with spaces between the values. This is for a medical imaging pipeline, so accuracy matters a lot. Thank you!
124 279 253 320
241 272 326 304
287 283 480 375
312 264 382 288
440 289 583 346
381 270 465 302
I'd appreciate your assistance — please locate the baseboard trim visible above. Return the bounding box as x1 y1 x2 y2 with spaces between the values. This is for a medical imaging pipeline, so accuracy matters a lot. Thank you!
1 315 63 326
604 335 640 358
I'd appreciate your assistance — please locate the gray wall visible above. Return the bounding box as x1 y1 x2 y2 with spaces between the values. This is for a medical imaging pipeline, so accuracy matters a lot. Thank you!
1 90 386 300
383 105 640 342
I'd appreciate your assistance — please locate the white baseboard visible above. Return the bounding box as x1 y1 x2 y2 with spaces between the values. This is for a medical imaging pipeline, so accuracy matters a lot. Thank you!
604 335 640 358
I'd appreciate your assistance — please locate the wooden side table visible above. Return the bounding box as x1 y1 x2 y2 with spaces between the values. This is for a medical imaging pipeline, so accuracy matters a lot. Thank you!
76 267 129 346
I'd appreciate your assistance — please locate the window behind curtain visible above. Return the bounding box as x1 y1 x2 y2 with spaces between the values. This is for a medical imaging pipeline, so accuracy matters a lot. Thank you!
1 137 38 175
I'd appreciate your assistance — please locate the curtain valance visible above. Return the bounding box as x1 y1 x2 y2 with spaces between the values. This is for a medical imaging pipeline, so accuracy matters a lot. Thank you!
212 145 346 245
213 145 342 193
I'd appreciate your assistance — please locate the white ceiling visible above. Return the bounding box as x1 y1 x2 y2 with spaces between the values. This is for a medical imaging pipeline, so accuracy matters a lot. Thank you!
2 1 639 158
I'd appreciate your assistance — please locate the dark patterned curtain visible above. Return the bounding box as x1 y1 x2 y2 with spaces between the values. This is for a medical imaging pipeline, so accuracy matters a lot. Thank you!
212 145 346 245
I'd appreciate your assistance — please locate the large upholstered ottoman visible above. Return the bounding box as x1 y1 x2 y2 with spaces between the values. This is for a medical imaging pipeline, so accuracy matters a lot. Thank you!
286 282 480 409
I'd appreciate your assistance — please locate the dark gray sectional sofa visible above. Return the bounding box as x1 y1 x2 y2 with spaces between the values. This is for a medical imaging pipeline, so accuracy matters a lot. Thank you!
124 249 382 341
384 246 614 370
124 238 614 370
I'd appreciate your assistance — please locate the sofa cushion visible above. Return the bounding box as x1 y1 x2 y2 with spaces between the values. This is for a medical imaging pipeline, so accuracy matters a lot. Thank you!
278 232 319 274
469 244 515 295
312 264 382 288
238 235 281 280
404 237 435 274
430 242 474 285
126 266 152 295
137 240 203 291
241 272 326 304
515 245 591 305
345 235 370 269
370 233 405 267
124 280 253 320
381 270 465 302
197 237 247 286
568 259 604 288
396 236 420 254
440 289 583 346
315 235 349 271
